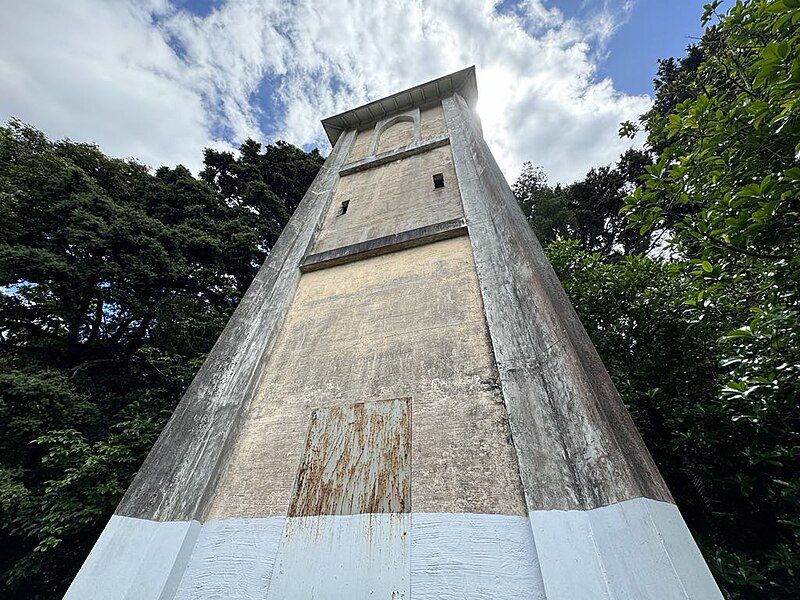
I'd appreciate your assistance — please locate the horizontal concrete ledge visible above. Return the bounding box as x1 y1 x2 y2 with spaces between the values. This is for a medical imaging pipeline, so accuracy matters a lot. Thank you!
299 217 467 272
338 134 450 176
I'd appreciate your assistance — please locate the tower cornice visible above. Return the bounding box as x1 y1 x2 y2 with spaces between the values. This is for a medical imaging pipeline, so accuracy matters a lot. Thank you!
321 65 477 145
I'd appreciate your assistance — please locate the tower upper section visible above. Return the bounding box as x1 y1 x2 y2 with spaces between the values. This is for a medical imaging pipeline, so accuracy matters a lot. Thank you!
301 67 478 270
320 66 477 146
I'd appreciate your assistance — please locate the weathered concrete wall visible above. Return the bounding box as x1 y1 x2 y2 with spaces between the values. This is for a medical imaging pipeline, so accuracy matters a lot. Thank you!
347 125 372 164
67 70 722 600
441 88 723 599
347 103 446 163
300 217 467 272
443 92 673 512
419 103 448 140
376 118 415 154
112 129 357 522
209 236 527 519
312 144 463 253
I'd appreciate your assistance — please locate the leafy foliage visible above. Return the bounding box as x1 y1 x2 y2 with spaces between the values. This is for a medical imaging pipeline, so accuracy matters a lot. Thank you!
514 149 655 254
545 240 798 599
1 2 797 599
201 139 323 260
621 3 800 595
518 2 800 597
0 121 322 598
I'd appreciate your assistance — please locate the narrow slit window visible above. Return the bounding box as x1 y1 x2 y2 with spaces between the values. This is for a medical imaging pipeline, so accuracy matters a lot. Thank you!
433 173 445 189
338 200 350 216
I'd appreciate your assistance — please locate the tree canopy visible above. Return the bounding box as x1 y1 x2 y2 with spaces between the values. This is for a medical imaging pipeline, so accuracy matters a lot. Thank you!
517 2 800 597
513 148 655 254
1 2 798 599
0 121 322 598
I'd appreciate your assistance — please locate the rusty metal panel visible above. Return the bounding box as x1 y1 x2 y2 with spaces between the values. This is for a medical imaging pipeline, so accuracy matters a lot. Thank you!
288 398 410 516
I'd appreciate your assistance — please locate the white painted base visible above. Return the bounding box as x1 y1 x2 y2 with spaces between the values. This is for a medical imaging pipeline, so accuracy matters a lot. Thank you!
173 517 285 600
268 514 410 599
65 499 722 600
412 513 545 599
530 498 723 599
63 516 201 600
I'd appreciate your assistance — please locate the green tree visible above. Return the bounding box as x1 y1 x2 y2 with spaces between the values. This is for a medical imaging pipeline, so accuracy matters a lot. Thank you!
201 139 323 266
547 238 798 598
0 121 322 598
517 3 800 596
513 149 654 254
617 1 800 596
513 162 575 244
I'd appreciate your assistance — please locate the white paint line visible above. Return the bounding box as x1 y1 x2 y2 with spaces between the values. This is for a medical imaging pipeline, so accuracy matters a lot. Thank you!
411 513 545 599
266 513 411 600
66 499 721 600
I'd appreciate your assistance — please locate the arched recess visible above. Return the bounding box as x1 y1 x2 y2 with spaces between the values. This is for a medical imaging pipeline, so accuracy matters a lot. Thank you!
369 109 420 156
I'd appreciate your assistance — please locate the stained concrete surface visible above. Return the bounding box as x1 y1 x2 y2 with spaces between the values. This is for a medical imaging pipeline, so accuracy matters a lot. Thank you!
209 237 527 519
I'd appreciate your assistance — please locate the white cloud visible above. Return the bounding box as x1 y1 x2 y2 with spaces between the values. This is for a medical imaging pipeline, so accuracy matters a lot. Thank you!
0 1 233 173
0 0 651 183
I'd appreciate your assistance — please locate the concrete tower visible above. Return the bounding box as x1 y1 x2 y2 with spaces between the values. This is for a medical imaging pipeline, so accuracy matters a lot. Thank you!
66 67 723 599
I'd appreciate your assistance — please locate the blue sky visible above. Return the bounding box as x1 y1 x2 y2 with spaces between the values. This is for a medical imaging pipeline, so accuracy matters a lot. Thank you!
595 1 708 95
0 1 714 183
171 0 711 97
493 0 709 95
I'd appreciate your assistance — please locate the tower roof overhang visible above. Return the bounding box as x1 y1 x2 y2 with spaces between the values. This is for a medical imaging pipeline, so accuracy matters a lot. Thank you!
321 66 477 146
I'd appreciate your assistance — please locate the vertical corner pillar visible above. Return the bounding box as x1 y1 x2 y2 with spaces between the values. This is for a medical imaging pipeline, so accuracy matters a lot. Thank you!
64 130 357 600
442 93 722 600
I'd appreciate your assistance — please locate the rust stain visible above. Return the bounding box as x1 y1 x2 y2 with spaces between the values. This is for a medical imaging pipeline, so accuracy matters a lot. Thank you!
288 398 411 517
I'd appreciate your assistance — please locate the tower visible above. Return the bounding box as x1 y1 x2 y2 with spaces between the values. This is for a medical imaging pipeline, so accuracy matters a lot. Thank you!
66 67 722 599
